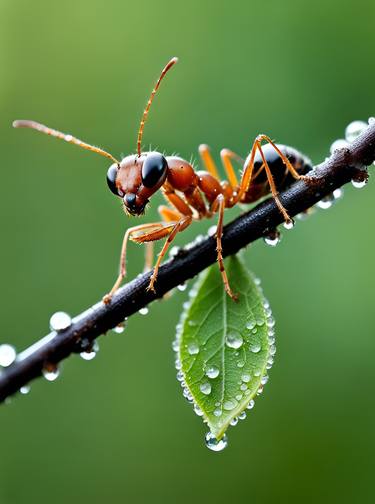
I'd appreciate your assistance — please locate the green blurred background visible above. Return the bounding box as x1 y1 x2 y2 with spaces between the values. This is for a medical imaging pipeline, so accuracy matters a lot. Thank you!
0 0 374 502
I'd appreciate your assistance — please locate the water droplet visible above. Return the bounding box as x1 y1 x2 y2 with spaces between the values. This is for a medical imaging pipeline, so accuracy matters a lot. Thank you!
0 344 16 367
238 411 246 420
188 342 199 355
176 370 184 381
205 432 228 452
49 311 72 332
267 317 275 328
175 358 182 370
247 399 255 410
223 400 237 411
172 339 179 352
252 328 257 334
42 365 60 381
139 307 149 315
333 188 344 200
208 225 217 237
206 366 219 379
194 403 204 416
113 321 126 334
257 386 264 395
345 120 367 143
329 138 349 154
240 383 248 391
237 360 245 368
270 345 277 356
369 117 375 125
230 417 239 426
246 320 256 331
80 341 99 361
263 230 281 247
200 382 211 395
254 369 261 377
226 332 243 349
188 320 197 327
214 408 222 417
250 343 261 353
261 375 269 385
316 196 333 210
235 394 243 401
256 318 265 326
242 373 251 383
351 178 367 189
283 219 294 230
177 283 187 292
20 385 30 395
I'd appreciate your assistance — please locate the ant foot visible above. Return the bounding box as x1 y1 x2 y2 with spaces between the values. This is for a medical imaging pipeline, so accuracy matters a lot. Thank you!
103 293 112 305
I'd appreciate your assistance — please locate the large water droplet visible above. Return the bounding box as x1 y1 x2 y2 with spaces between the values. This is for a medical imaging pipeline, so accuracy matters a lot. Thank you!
223 399 237 411
80 341 99 361
206 366 220 379
226 332 243 349
0 344 16 367
345 120 367 142
49 311 72 332
200 382 212 395
250 343 261 353
351 178 367 189
205 432 228 452
263 230 281 247
283 219 294 230
42 365 60 382
246 320 256 331
188 342 199 355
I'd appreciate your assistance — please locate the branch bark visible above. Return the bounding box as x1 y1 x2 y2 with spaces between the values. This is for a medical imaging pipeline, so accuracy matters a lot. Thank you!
0 123 374 403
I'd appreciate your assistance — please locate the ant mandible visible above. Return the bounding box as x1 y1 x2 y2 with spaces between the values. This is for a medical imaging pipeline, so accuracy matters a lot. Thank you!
13 57 313 303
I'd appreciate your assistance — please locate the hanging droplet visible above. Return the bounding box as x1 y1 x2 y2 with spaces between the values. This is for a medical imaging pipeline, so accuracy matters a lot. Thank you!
247 399 255 410
283 219 295 230
42 365 60 382
200 382 212 395
0 344 16 367
345 120 367 143
263 230 281 247
238 411 247 420
333 188 343 200
316 195 334 210
49 311 72 332
188 342 199 355
177 283 187 292
205 366 220 379
113 321 126 334
80 341 99 361
230 417 239 426
194 403 204 416
205 432 228 452
330 138 349 154
19 385 30 395
208 225 217 237
226 331 243 349
139 307 149 315
351 178 367 189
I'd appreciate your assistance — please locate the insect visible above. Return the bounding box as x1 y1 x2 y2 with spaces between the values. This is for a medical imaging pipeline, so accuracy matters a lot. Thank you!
13 57 313 303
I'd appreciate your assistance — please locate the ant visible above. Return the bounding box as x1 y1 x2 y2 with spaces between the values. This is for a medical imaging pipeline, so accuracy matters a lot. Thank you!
13 57 313 303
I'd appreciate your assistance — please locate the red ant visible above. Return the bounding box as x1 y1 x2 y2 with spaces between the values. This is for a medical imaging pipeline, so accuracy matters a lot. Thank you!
13 57 313 303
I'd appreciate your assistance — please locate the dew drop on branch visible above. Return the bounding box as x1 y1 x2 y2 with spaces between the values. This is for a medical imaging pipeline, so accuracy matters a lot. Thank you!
0 344 16 367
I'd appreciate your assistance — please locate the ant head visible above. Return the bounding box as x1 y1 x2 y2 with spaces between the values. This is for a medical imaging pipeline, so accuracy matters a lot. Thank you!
107 152 168 216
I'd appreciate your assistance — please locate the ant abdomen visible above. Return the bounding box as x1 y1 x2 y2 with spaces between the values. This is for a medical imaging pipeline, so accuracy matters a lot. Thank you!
242 144 313 203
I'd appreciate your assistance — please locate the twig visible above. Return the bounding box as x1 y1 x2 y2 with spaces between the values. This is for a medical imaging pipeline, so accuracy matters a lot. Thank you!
0 123 374 403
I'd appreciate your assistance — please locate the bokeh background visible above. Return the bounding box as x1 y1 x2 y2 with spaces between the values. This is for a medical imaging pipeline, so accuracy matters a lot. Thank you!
0 0 374 503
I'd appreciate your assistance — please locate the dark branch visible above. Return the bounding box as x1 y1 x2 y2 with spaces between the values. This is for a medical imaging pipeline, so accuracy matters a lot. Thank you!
1 123 374 403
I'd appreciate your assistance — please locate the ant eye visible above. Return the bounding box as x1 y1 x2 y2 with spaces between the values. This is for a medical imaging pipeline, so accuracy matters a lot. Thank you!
141 153 168 188
106 164 121 196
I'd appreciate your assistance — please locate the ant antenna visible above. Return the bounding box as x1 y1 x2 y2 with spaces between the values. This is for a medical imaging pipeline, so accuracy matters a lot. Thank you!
137 57 178 156
13 120 120 165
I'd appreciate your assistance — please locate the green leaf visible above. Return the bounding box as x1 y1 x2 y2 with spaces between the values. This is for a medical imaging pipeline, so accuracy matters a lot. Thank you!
175 255 275 440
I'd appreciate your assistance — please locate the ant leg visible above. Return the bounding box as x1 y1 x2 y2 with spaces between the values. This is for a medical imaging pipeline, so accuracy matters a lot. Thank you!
254 140 293 224
220 149 244 188
256 134 308 180
103 222 176 304
234 137 259 203
210 194 237 300
147 215 193 292
198 144 220 178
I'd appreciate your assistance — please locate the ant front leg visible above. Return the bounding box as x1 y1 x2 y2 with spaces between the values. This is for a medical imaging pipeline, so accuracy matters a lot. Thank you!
103 221 177 304
211 194 237 301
